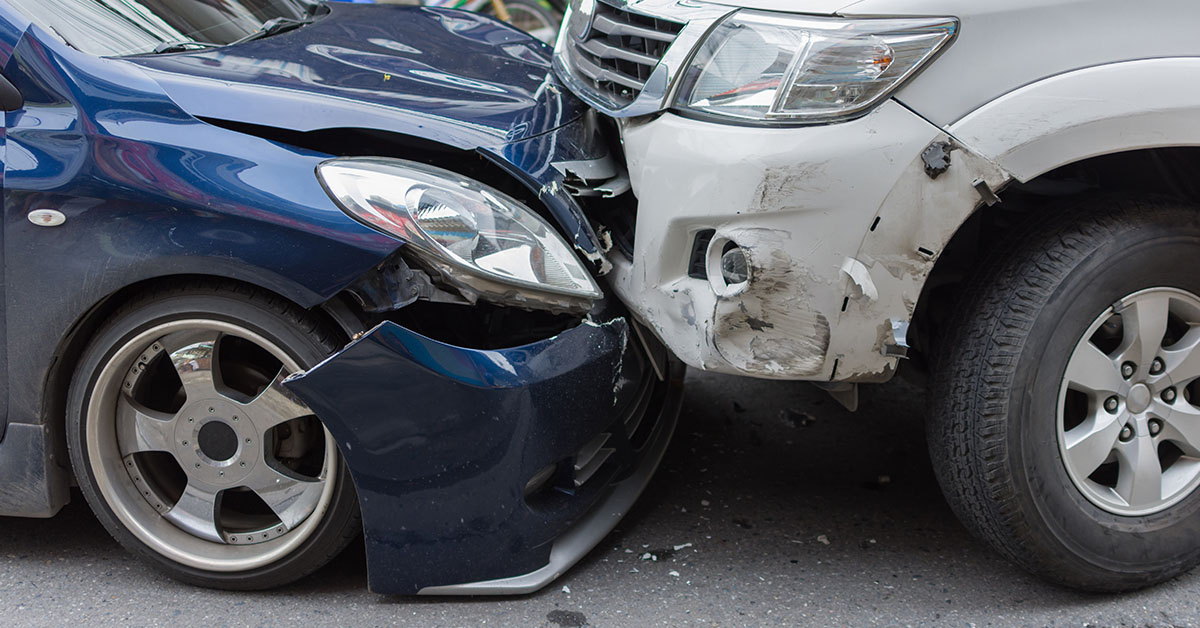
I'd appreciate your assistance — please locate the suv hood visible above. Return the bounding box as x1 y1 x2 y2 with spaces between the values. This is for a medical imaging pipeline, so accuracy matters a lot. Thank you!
127 3 586 149
703 0 854 12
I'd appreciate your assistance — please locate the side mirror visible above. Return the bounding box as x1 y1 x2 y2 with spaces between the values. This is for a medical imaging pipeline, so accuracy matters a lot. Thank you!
0 73 23 111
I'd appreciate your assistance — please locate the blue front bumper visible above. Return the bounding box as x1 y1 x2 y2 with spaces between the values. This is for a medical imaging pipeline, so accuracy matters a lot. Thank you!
284 306 682 595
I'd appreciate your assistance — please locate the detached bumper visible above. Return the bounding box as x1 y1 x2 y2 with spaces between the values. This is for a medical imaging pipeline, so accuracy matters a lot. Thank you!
609 101 1007 382
284 309 682 595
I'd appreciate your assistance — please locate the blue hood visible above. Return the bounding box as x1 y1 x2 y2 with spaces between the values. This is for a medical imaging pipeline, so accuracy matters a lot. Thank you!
126 3 585 150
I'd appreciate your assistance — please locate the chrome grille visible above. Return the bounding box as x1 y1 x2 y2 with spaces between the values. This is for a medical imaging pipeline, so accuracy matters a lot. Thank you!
566 0 684 107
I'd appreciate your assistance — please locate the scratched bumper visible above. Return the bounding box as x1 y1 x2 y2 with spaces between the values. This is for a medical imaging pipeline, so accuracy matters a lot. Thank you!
283 304 682 595
608 101 956 381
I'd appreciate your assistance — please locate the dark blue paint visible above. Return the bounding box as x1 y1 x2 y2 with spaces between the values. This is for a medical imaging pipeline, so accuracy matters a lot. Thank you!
0 0 665 595
286 301 678 593
129 4 585 149
0 25 402 437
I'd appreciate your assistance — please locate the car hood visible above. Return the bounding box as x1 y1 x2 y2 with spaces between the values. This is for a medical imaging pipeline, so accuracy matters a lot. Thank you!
126 3 586 150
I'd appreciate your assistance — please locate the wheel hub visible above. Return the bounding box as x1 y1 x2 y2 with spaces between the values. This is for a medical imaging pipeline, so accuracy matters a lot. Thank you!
1127 383 1152 414
1058 287 1200 516
198 420 238 461
173 399 259 486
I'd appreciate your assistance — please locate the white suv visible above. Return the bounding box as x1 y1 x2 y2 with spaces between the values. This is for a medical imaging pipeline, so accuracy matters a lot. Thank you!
554 0 1200 590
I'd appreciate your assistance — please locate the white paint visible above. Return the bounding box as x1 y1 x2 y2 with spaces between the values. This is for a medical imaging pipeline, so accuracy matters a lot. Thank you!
948 58 1200 182
612 102 948 380
564 0 1200 384
839 258 877 302
847 0 1200 127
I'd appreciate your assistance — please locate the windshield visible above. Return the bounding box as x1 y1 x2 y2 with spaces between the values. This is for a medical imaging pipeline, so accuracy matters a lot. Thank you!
8 0 317 57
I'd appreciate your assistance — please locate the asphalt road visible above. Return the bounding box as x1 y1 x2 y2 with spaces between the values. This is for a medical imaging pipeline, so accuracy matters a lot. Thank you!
2 371 1198 627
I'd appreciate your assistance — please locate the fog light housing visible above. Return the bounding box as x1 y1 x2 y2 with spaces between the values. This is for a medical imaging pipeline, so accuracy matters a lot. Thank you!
706 237 751 296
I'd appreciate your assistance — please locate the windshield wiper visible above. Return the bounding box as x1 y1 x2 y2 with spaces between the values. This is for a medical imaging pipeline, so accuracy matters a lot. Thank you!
152 41 221 54
229 17 314 46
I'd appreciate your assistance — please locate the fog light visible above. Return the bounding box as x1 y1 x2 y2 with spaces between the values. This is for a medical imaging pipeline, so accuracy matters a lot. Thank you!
721 244 750 285
706 236 752 297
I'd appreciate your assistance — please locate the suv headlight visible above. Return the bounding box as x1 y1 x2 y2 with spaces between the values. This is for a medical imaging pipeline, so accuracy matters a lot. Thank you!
318 157 602 312
674 11 957 124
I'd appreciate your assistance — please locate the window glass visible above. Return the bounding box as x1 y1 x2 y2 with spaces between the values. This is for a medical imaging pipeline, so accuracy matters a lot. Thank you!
8 0 314 56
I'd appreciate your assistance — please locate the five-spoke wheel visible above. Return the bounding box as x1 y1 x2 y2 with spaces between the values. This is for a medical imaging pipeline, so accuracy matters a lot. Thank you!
68 286 359 589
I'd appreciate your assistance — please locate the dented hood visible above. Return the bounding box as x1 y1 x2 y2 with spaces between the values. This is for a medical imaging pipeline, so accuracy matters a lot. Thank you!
126 3 586 150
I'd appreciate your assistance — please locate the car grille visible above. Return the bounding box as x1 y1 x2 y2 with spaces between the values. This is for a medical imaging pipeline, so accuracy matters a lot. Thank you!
566 0 684 107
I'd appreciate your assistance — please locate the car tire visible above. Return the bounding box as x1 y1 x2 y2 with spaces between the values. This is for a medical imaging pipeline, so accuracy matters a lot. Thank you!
66 281 361 590
929 198 1200 591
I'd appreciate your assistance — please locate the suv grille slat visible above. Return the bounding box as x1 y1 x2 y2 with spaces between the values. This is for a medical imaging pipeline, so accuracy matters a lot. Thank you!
566 0 684 107
591 13 678 43
577 37 660 67
571 51 646 91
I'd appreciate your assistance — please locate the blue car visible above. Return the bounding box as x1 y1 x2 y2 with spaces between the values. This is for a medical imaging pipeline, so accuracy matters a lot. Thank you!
0 0 680 595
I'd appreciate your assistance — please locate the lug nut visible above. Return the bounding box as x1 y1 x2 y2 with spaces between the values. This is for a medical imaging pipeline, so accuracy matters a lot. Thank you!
1163 387 1177 403
1119 424 1135 442
1149 419 1163 436
1122 362 1136 379
1150 358 1165 375
1104 396 1120 413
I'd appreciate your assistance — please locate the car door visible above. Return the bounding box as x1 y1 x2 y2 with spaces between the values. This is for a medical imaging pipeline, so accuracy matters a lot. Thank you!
0 5 30 442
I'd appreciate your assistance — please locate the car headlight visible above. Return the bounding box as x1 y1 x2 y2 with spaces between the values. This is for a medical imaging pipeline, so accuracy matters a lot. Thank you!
317 157 602 312
673 11 957 124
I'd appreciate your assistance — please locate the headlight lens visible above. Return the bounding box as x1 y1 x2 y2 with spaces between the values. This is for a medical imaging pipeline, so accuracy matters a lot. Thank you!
674 11 957 124
318 158 602 309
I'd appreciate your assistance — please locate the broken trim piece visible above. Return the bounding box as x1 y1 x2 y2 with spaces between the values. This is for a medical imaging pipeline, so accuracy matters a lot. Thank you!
921 141 953 179
840 258 878 301
883 319 910 358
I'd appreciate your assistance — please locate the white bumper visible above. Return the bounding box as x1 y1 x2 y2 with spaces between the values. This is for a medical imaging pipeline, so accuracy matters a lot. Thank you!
610 101 1008 381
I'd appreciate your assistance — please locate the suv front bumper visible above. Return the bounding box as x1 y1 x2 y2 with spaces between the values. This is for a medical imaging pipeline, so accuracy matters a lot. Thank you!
607 101 1007 381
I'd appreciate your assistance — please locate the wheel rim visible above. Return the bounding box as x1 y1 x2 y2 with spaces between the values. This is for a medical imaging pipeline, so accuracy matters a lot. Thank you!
86 319 339 572
1058 287 1200 516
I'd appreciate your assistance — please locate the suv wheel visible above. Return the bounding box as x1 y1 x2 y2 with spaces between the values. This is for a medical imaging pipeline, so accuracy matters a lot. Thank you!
929 198 1200 591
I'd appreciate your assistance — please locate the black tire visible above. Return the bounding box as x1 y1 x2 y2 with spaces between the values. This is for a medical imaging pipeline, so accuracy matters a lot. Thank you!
66 281 360 590
929 198 1200 591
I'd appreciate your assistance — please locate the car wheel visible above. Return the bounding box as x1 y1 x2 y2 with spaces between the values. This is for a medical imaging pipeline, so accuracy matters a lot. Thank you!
929 198 1200 591
66 283 360 590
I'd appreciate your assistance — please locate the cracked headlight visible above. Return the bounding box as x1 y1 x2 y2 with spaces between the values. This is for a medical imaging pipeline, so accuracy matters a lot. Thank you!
318 157 602 311
674 12 957 124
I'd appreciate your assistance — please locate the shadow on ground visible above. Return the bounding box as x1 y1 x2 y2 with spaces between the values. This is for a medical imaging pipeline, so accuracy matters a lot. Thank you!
1 371 1195 627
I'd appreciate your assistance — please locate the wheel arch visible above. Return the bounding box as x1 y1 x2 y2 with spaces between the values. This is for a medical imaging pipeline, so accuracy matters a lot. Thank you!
41 274 352 439
947 58 1200 184
910 146 1200 364
28 273 356 519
